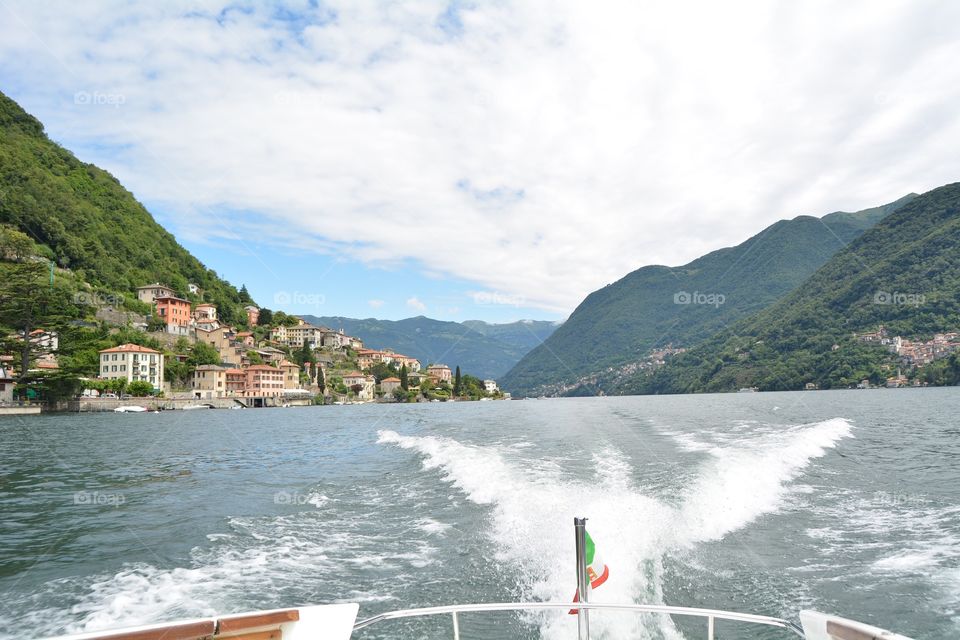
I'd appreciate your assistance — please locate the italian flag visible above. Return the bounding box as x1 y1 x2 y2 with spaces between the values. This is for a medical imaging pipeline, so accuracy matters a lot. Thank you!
569 529 609 614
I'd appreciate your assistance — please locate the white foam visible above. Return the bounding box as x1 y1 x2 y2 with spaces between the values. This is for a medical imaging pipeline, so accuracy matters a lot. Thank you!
378 417 853 639
415 517 452 537
678 418 852 543
306 493 330 508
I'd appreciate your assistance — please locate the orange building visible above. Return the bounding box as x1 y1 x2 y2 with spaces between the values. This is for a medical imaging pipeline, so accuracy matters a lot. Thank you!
225 368 246 395
155 296 192 335
244 364 283 396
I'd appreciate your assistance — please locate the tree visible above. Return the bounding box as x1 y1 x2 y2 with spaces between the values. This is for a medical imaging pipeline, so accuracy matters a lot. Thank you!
368 361 398 382
453 366 462 396
0 226 36 262
239 284 252 303
399 363 409 390
296 341 315 369
127 380 155 396
272 311 300 327
165 358 189 387
0 262 78 388
317 366 325 393
187 341 221 368
146 314 166 332
258 308 273 325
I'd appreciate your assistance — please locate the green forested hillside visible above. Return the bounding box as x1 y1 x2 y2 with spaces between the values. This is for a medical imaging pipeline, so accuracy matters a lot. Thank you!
0 91 251 322
501 195 915 396
629 183 960 393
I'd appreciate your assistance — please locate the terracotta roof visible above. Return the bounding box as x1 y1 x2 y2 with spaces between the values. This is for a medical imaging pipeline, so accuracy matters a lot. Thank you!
100 343 161 354
342 371 365 378
245 364 281 371
381 377 401 383
236 331 253 337
195 303 216 308
155 295 190 303
225 368 245 375
277 360 299 368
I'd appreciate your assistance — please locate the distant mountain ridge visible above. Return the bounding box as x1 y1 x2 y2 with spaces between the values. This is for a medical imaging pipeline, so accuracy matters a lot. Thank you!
300 315 559 380
627 182 960 393
501 194 917 396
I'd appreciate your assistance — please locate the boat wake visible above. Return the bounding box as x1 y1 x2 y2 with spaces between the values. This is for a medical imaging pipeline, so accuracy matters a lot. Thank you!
377 417 853 639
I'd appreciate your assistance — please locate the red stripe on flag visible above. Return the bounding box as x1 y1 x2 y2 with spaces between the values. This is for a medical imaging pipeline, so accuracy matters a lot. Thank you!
591 564 610 589
569 565 610 614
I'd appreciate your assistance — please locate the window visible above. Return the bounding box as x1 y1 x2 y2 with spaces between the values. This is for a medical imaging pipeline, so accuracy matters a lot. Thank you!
120 365 126 371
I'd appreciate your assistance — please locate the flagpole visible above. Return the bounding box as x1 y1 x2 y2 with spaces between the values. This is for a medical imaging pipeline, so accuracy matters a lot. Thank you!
574 517 590 640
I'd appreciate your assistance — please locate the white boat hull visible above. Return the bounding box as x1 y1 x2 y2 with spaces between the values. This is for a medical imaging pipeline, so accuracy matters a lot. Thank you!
44 604 359 640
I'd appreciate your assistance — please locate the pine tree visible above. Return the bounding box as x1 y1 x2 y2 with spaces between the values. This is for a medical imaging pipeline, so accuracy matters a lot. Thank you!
0 262 77 386
454 365 462 396
297 341 313 368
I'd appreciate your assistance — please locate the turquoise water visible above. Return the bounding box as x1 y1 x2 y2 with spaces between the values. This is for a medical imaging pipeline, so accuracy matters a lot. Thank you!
1 389 958 639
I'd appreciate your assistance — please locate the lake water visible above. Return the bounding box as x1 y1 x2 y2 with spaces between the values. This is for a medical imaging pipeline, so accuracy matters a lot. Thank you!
1 389 958 639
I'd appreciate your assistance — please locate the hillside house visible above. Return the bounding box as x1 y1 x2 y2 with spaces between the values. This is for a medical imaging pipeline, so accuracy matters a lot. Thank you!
98 344 164 390
137 283 175 305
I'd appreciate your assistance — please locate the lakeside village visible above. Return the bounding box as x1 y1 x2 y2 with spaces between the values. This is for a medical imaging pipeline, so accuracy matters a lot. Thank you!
852 325 960 388
1 281 505 413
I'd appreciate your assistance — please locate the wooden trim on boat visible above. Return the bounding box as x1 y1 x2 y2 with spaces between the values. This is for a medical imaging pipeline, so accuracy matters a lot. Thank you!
216 610 299 634
83 621 216 640
215 632 279 640
827 620 882 640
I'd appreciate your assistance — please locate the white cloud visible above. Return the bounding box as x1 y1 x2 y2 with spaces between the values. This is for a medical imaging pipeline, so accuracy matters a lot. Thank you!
2 1 960 313
368 299 385 309
406 296 427 312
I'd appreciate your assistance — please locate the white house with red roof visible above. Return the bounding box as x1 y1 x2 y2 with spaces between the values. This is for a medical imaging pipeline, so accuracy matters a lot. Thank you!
98 343 164 390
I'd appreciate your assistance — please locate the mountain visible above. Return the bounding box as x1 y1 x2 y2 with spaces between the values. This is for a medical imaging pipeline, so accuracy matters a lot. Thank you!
627 182 960 393
501 194 916 396
0 91 251 322
301 315 559 380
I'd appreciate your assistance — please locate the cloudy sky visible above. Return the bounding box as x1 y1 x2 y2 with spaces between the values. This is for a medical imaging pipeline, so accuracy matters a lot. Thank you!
2 0 959 322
